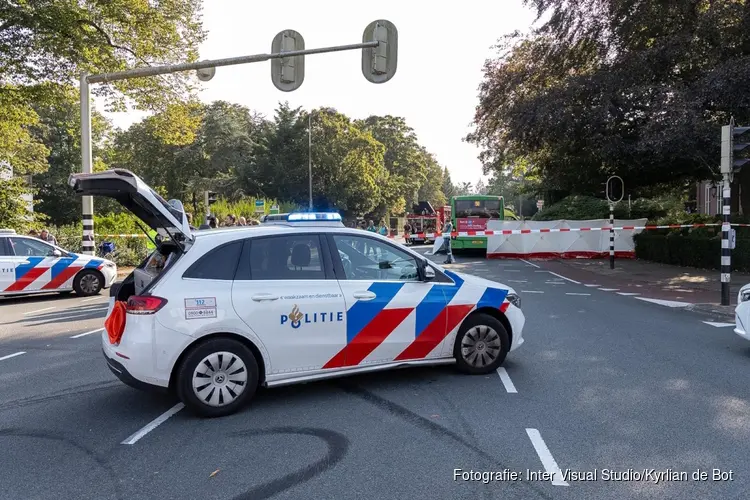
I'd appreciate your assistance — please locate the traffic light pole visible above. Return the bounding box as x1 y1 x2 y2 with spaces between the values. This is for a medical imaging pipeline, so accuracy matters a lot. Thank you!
721 176 731 306
609 203 615 269
79 31 390 254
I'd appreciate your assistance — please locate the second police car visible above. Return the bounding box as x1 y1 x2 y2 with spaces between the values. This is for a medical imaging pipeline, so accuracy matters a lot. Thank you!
69 169 526 417
0 229 117 297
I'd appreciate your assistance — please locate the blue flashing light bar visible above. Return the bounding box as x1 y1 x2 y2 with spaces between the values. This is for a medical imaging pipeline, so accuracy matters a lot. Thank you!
287 212 342 222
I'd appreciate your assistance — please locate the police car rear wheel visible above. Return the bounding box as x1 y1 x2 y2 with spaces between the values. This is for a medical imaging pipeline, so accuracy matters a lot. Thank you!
73 270 102 296
177 338 259 418
453 313 509 375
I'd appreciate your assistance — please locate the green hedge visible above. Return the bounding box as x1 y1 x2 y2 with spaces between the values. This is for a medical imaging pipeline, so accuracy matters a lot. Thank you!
533 195 678 221
634 232 750 272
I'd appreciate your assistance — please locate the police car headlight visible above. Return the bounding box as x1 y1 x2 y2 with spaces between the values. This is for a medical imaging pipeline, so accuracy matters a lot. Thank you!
506 293 521 309
103 262 116 269
741 289 750 302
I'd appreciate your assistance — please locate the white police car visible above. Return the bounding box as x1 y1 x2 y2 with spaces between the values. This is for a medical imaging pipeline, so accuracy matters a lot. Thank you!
69 169 525 417
0 229 117 297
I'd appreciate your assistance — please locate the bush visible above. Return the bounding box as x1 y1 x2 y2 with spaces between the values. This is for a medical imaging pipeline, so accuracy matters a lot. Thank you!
634 232 750 272
533 195 678 221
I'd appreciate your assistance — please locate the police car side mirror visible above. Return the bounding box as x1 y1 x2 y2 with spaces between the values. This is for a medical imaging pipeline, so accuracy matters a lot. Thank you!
52 249 62 257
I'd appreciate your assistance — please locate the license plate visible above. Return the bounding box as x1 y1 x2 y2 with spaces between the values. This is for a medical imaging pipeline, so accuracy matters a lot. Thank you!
472 240 483 244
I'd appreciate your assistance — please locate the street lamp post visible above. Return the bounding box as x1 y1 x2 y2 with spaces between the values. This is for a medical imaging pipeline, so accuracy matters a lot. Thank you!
308 112 313 210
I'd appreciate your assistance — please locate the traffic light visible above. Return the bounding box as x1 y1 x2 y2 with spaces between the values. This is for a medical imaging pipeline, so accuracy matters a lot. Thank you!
271 30 305 92
721 124 750 180
207 191 217 206
362 20 398 83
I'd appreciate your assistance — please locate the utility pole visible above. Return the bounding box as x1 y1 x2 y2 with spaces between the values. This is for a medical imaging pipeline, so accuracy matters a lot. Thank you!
77 20 398 254
308 112 313 210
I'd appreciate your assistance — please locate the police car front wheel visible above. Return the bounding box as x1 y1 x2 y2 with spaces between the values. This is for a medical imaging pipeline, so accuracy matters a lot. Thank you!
176 338 259 418
73 270 103 296
453 313 510 375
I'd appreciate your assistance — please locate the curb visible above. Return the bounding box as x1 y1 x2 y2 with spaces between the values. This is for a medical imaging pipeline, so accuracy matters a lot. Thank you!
684 303 736 321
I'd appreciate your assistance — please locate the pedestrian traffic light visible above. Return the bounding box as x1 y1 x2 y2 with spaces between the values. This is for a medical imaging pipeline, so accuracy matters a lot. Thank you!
362 20 398 83
271 30 305 92
721 124 750 179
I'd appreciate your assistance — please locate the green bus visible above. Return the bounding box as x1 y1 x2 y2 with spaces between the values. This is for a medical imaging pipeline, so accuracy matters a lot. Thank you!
450 194 505 250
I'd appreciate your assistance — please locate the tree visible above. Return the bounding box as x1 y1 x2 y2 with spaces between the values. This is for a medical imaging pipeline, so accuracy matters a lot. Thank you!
467 0 750 195
357 115 429 212
31 87 112 226
455 182 473 196
441 167 456 200
0 177 33 229
0 1 208 193
417 152 447 208
308 109 386 215
474 179 488 195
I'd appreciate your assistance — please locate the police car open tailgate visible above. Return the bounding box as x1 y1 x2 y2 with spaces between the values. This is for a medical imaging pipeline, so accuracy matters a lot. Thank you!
68 169 193 247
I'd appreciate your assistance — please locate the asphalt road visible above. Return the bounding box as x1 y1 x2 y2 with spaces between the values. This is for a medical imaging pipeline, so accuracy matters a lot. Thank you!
1 250 749 500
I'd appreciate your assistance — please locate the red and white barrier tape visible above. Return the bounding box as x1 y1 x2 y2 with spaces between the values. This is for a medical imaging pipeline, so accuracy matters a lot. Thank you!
98 222 750 240
390 223 750 240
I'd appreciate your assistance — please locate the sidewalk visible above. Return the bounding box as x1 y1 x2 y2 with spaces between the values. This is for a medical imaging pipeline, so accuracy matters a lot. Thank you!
538 258 749 320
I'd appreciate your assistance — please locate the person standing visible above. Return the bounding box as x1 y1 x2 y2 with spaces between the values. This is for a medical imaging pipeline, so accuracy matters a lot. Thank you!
442 220 455 264
39 228 57 246
403 221 412 245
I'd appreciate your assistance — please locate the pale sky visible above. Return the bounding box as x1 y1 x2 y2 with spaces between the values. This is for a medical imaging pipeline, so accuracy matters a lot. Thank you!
101 1 538 185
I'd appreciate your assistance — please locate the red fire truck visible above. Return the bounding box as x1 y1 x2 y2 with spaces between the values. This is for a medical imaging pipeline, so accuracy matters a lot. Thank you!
404 203 450 245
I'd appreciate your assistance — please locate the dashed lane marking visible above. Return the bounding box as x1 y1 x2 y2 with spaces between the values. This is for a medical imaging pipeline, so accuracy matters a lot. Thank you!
565 293 591 296
526 429 569 486
23 307 55 315
496 368 518 393
520 259 540 269
121 403 185 445
521 290 544 294
0 351 26 362
599 288 619 292
584 284 600 287
617 292 640 296
71 327 105 339
547 271 580 285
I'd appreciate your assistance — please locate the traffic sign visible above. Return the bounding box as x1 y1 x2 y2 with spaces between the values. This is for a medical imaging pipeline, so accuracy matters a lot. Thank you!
270 204 280 215
536 200 544 209
255 200 265 213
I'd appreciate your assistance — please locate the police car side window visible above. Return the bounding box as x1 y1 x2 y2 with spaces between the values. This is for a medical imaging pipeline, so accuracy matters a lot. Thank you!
249 235 325 280
332 235 419 282
9 237 55 257
183 241 242 280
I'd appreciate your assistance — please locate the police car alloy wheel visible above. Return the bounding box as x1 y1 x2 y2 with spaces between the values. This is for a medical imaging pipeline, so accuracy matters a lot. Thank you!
176 338 259 418
73 269 103 297
453 313 510 375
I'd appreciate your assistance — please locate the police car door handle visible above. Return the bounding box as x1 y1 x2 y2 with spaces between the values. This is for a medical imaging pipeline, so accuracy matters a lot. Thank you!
251 293 279 302
353 291 376 301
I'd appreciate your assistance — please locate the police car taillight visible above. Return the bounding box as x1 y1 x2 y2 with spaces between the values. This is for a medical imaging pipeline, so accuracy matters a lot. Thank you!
126 295 168 315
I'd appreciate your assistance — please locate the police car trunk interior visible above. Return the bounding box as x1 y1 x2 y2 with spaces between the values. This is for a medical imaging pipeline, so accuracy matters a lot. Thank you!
111 240 182 302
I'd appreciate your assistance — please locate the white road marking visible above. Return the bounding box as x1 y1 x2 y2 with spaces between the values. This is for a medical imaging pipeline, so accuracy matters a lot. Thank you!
599 288 619 292
23 307 55 315
547 271 580 285
81 296 106 303
520 258 540 268
635 297 692 308
535 270 549 273
565 293 591 296
617 292 640 296
545 281 565 284
584 284 600 287
71 327 105 339
508 280 528 283
0 351 26 362
703 321 735 328
526 428 569 486
496 368 517 393
522 290 545 293
504 269 521 272
121 403 185 445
